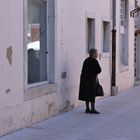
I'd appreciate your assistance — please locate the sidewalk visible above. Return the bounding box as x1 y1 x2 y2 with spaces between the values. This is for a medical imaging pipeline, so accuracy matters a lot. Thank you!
1 85 140 140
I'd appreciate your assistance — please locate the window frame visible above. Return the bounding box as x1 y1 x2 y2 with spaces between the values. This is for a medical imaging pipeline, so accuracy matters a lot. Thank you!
101 16 111 58
27 0 48 84
23 0 56 101
87 18 95 52
85 11 96 55
102 21 110 53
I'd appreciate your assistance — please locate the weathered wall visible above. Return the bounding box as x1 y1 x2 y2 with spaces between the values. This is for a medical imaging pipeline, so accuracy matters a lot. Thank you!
0 0 24 109
115 0 134 91
56 0 112 97
0 0 135 136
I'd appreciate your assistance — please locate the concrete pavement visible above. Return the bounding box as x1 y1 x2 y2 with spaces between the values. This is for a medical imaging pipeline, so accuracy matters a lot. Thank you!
1 85 140 140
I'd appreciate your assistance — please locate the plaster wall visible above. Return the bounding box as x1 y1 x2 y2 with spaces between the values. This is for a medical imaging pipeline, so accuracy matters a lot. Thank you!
0 0 135 136
0 0 24 109
0 0 112 135
56 0 112 98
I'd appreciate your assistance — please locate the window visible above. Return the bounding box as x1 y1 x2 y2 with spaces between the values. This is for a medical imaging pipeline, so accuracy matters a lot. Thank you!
120 0 128 66
27 0 47 84
26 0 55 85
87 18 95 52
103 21 110 52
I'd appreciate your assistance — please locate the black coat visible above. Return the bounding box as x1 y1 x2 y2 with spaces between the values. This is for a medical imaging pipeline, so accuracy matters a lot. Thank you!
78 57 101 102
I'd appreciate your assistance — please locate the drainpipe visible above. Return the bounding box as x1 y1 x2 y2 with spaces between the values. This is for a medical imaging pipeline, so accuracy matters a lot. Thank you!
111 0 118 96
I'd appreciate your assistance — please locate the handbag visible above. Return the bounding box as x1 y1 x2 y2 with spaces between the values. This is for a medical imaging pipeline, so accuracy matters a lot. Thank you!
96 77 104 96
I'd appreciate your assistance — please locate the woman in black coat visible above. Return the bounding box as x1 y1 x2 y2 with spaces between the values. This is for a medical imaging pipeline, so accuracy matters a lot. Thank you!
79 49 102 114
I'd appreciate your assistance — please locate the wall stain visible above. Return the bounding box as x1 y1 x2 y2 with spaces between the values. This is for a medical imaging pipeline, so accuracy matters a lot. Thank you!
47 102 54 113
6 46 13 65
59 100 71 113
71 104 74 109
5 89 11 94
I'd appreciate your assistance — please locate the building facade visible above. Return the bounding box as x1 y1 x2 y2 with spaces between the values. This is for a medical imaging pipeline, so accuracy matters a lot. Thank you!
0 0 135 136
113 0 135 92
133 0 140 83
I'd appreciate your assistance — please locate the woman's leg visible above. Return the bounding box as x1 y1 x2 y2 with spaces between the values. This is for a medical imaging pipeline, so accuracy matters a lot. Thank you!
91 98 100 114
85 101 90 113
91 97 95 110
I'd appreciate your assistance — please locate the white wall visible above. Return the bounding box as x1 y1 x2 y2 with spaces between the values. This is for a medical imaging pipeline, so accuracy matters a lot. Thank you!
56 0 112 97
0 0 135 136
0 0 24 109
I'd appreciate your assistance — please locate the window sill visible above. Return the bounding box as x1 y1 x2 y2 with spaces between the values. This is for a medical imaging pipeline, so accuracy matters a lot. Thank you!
101 52 110 58
24 83 57 101
120 65 128 72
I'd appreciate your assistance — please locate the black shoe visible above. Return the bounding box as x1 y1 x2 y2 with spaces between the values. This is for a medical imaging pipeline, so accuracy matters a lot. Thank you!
85 109 91 113
90 110 100 114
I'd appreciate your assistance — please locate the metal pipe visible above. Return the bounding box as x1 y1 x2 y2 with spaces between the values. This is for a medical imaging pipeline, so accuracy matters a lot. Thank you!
111 0 117 95
112 0 116 28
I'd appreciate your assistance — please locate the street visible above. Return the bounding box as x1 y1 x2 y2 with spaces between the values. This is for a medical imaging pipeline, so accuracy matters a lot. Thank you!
1 85 140 140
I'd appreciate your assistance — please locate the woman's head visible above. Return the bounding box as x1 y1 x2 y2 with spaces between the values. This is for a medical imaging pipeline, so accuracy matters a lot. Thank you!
89 48 98 58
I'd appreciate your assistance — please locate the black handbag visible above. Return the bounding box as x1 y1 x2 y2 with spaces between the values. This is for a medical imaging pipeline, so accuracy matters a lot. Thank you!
96 77 104 96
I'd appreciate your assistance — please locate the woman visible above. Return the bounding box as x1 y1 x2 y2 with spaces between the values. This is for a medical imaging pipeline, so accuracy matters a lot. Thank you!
79 48 102 114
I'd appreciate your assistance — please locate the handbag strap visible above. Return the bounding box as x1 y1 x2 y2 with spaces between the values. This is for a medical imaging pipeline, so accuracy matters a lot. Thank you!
96 77 99 81
96 77 99 84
